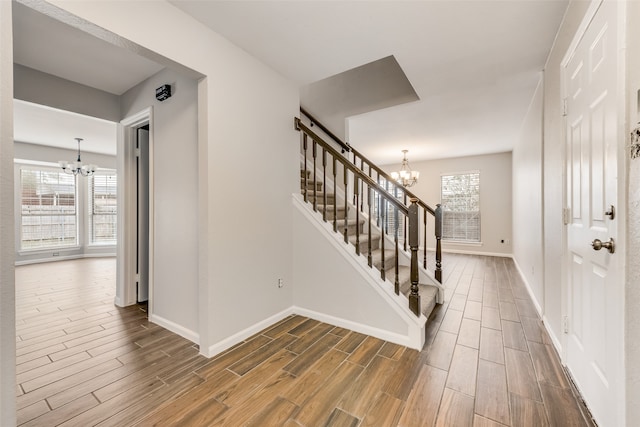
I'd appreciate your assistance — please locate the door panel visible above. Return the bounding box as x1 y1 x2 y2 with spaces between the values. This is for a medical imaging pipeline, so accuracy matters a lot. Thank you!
564 2 621 425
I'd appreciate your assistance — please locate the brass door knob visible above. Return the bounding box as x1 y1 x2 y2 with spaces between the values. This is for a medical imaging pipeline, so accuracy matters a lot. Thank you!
591 238 615 254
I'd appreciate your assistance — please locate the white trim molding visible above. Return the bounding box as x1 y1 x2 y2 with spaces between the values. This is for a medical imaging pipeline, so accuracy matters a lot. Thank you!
205 307 294 358
150 313 199 345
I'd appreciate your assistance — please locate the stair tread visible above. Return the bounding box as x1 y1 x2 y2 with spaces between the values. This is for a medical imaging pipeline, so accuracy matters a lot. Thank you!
349 232 380 243
336 218 365 226
386 265 411 284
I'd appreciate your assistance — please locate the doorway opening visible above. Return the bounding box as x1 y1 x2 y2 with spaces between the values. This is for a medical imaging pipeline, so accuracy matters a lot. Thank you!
136 125 149 304
117 108 154 316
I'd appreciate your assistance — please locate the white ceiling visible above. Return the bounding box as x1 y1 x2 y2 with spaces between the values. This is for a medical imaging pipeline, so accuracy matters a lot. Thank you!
13 2 164 96
170 0 568 164
14 100 118 156
12 1 569 164
12 2 163 155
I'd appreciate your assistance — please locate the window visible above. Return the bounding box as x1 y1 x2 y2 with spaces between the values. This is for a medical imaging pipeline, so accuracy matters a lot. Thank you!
89 171 117 244
20 167 77 250
373 178 404 238
441 172 480 242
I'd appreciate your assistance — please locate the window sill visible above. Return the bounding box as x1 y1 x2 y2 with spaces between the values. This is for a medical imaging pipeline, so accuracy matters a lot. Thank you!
18 246 81 256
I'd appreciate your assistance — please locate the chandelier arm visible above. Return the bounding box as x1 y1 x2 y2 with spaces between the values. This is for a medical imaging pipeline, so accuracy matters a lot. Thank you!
392 150 419 188
60 138 94 177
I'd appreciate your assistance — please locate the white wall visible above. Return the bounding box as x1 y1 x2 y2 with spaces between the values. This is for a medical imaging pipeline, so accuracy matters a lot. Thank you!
292 197 424 349
13 141 116 168
41 1 299 356
384 152 513 256
120 67 200 338
512 76 544 312
626 1 640 424
14 64 121 122
542 0 590 350
0 2 16 424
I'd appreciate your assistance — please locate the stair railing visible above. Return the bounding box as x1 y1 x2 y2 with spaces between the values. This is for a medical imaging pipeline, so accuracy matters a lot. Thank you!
299 109 443 284
296 117 439 316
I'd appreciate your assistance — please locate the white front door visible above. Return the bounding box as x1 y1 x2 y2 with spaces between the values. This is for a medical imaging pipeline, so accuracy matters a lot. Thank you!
564 1 623 425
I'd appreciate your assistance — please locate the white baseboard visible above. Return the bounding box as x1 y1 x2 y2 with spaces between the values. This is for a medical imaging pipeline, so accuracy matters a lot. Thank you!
512 258 543 316
150 313 199 345
292 305 419 350
542 314 563 356
439 248 513 258
203 303 425 360
205 307 294 358
83 252 117 258
15 253 116 266
15 254 82 266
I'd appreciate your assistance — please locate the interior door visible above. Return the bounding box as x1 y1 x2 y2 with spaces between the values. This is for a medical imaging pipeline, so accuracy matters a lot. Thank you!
136 127 149 303
564 1 622 425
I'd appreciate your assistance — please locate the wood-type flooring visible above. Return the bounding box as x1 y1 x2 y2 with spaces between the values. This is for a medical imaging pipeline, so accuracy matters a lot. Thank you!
15 255 594 426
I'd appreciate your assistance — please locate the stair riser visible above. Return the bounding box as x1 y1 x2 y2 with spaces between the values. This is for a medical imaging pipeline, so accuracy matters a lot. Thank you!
322 209 347 220
302 193 336 204
300 180 323 191
306 203 348 220
350 235 381 252
339 222 363 235
373 255 395 271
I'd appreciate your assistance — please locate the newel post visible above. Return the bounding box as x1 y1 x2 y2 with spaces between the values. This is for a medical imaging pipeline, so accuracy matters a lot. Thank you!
408 198 420 316
435 204 443 283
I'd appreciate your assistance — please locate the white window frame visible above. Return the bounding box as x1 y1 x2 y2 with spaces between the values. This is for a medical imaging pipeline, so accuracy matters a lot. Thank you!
18 164 79 252
440 171 481 243
88 169 117 246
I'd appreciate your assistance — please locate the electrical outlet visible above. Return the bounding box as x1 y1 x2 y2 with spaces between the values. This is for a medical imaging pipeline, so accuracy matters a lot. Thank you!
277 278 284 288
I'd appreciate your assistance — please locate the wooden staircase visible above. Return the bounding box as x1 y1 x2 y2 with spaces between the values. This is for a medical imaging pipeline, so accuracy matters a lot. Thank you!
301 169 440 319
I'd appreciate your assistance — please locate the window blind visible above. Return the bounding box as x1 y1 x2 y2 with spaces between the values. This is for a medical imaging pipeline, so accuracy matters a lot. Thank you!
441 172 481 242
20 168 77 250
89 171 117 244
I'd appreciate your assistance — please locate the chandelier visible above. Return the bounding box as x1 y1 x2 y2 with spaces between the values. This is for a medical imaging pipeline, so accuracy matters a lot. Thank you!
391 149 419 187
59 138 97 177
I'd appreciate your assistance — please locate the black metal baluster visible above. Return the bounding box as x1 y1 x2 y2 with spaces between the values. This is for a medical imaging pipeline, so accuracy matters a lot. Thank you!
333 157 337 233
435 204 443 283
312 139 317 212
322 147 327 222
408 198 421 316
352 153 357 206
354 175 360 255
376 172 381 227
360 158 365 212
343 164 349 244
303 134 308 203
380 196 386 281
403 192 407 251
367 186 373 267
385 180 391 236
394 200 400 295
423 207 428 269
